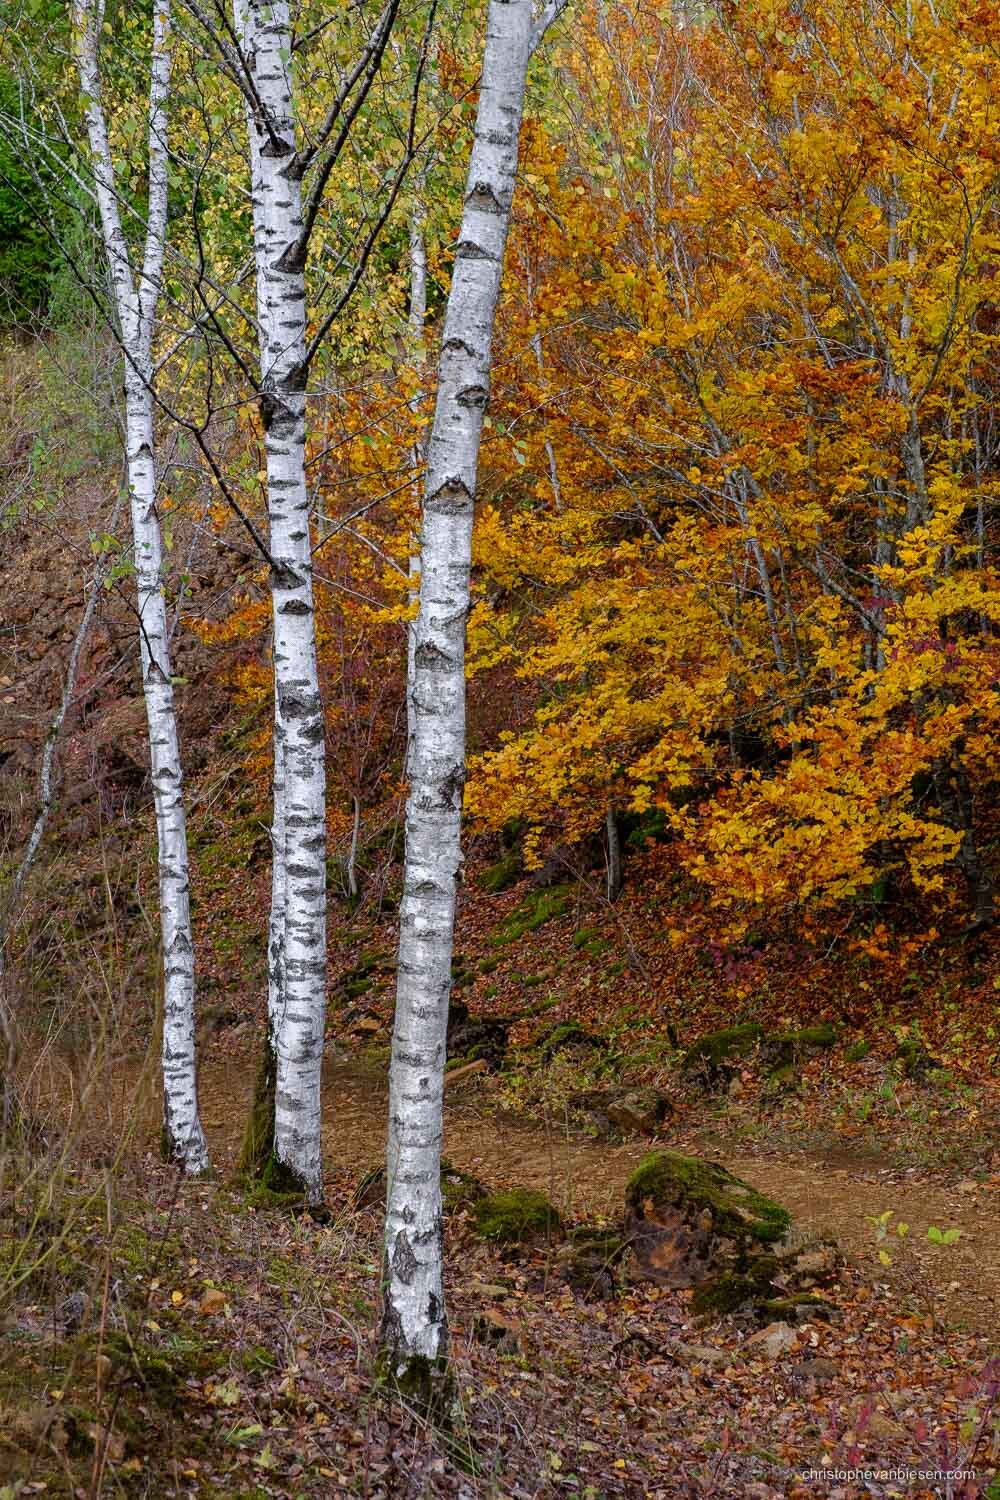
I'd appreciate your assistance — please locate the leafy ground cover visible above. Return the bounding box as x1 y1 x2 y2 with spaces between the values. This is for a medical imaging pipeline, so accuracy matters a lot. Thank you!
2 1044 998 1498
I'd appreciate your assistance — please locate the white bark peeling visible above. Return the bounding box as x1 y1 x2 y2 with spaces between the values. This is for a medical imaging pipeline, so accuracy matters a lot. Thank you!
382 0 537 1374
243 0 328 1200
74 0 208 1174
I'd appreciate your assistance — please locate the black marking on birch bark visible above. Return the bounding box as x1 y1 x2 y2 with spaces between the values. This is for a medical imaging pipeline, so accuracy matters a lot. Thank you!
259 136 294 160
278 598 312 616
427 476 472 513
442 336 477 358
466 180 504 214
414 640 452 672
278 688 319 719
456 384 489 409
276 241 306 273
428 1289 442 1323
439 766 466 810
454 238 499 262
270 561 305 589
393 1050 431 1070
392 1231 418 1285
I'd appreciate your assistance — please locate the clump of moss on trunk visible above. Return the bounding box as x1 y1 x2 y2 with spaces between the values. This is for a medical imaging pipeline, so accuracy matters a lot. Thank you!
374 1347 455 1421
238 1031 277 1180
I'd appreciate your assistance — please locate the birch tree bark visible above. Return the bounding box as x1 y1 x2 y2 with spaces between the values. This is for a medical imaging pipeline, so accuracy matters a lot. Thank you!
236 0 328 1202
405 184 429 758
74 0 208 1173
380 0 562 1401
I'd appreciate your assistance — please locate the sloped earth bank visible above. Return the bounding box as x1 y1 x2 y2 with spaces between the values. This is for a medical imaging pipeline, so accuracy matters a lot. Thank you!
2 1049 997 1499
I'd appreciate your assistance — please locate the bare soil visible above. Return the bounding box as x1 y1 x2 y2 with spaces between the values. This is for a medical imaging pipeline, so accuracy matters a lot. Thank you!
124 1049 1000 1337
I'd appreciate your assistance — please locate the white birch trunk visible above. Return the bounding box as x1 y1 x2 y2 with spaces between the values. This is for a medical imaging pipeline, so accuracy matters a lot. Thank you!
243 0 328 1202
232 0 284 1176
233 0 286 1057
74 0 208 1174
380 0 536 1391
405 190 429 759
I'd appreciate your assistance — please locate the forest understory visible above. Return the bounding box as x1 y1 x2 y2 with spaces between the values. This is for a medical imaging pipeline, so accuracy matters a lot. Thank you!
2 396 998 1496
4 0 1000 1492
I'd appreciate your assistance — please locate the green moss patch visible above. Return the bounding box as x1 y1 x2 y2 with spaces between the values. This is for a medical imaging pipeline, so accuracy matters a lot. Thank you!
681 1023 764 1077
473 1189 562 1244
493 884 575 945
626 1151 790 1245
477 850 522 893
535 1021 605 1061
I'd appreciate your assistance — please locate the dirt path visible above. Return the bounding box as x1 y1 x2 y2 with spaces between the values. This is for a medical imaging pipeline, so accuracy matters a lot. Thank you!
173 1051 1000 1336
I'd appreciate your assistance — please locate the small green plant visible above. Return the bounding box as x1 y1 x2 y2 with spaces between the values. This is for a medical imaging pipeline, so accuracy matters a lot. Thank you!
866 1209 961 1267
866 1209 910 1267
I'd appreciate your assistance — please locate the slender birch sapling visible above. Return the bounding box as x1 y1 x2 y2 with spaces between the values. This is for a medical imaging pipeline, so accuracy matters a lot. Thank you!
73 0 209 1172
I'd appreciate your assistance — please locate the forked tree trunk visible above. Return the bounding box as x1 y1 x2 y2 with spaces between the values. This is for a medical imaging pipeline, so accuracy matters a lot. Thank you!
75 0 208 1174
241 0 328 1203
380 0 540 1403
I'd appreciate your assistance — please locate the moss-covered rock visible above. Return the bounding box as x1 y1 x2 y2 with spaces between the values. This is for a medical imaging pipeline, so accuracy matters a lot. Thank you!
681 1023 764 1083
535 1020 605 1061
473 1189 562 1245
625 1151 791 1288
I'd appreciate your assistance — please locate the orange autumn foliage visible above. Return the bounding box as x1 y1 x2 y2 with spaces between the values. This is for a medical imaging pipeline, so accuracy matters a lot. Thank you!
463 0 1000 934
199 0 1000 941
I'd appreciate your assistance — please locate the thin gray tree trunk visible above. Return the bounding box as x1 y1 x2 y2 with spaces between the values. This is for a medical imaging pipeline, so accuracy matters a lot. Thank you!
606 803 622 902
74 0 208 1173
380 0 557 1400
